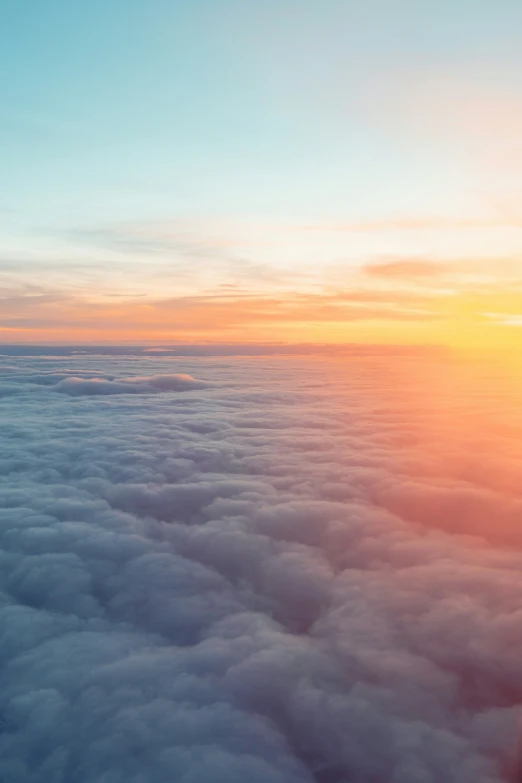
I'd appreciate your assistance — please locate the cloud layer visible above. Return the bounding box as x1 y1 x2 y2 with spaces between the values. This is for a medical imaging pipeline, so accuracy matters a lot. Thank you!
1 350 522 782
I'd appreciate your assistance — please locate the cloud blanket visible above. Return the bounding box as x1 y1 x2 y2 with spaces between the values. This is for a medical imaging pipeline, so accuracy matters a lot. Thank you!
0 350 521 782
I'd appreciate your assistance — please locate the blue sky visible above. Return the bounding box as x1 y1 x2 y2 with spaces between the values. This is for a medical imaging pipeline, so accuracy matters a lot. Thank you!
2 1 522 341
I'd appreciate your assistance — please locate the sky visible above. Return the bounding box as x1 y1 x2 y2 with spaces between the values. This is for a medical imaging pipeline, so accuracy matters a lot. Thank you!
2 0 522 346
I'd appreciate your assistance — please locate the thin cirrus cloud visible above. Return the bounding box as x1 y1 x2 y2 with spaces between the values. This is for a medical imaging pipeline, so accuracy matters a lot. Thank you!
3 203 522 348
299 216 522 233
0 287 442 345
4 254 522 347
364 260 450 279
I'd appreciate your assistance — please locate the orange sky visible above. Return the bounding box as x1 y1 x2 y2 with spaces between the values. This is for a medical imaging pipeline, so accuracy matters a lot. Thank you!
3 258 522 353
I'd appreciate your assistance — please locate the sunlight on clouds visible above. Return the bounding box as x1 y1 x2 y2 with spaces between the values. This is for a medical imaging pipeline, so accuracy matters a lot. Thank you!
2 347 522 780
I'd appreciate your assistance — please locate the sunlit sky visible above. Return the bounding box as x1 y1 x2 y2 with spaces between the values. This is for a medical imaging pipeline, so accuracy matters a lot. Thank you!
2 0 522 346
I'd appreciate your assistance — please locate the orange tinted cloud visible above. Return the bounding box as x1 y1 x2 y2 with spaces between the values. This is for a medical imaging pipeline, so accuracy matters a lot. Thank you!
365 260 448 278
